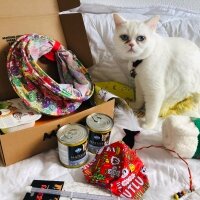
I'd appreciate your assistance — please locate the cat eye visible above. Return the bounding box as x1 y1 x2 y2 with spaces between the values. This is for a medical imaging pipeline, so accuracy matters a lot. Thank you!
120 34 129 41
136 35 146 42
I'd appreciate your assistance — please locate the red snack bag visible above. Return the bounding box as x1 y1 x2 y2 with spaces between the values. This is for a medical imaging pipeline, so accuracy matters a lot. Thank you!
82 141 149 199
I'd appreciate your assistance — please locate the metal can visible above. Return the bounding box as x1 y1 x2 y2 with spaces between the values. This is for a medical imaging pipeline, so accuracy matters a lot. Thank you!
86 113 114 154
57 123 88 168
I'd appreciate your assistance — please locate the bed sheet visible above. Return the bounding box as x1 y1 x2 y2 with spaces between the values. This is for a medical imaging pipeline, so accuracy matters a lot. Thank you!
78 0 200 14
0 103 200 200
1 2 200 200
76 2 200 199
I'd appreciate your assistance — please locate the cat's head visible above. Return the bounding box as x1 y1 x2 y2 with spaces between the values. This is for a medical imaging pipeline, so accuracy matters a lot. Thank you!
113 14 159 61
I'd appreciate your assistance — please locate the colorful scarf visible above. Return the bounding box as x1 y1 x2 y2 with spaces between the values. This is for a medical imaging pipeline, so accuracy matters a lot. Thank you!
7 34 94 116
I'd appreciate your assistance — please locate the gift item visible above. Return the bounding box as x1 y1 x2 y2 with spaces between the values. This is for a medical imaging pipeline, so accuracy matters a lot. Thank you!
57 123 89 168
83 141 149 199
1 122 35 134
24 180 64 200
94 81 134 105
86 113 114 154
25 180 125 200
162 115 200 159
0 98 41 133
7 34 94 116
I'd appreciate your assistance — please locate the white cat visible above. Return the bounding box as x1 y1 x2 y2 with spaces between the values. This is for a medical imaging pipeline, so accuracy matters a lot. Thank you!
113 14 200 129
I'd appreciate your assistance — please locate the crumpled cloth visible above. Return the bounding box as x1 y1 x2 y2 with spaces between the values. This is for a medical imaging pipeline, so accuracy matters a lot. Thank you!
7 34 94 116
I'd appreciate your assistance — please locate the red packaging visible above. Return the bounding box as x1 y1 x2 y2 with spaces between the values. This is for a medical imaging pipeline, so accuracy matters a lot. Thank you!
82 141 149 199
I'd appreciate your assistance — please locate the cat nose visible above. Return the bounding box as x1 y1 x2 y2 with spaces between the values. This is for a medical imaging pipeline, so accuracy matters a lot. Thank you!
129 43 134 47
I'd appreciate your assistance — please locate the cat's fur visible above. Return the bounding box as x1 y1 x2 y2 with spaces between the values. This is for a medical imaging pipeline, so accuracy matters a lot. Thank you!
113 14 200 129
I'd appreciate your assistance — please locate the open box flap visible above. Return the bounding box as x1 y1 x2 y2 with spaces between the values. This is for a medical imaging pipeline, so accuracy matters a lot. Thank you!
0 0 59 17
59 13 93 68
57 0 81 11
58 0 93 67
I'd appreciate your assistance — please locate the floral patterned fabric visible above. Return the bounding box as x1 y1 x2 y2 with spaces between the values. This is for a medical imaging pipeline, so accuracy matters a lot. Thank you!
7 34 94 116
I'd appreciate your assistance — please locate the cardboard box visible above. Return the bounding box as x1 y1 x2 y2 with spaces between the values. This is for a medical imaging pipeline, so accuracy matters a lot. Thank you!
0 0 115 166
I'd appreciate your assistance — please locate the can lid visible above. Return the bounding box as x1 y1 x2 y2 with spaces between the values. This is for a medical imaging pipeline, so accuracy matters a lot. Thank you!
86 113 113 132
57 123 88 145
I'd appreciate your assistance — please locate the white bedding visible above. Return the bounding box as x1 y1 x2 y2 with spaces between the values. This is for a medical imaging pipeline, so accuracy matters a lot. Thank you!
81 10 200 86
1 1 200 200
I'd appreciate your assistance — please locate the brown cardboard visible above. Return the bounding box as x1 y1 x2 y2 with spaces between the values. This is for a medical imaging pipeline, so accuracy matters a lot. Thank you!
59 14 93 68
0 0 114 166
0 100 115 166
0 0 93 101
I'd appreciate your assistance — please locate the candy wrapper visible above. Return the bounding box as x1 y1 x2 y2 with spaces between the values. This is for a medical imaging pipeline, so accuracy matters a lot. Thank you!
82 141 149 199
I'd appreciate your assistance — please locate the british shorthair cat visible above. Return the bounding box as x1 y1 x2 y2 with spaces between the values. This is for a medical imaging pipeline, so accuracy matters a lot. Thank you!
113 14 200 129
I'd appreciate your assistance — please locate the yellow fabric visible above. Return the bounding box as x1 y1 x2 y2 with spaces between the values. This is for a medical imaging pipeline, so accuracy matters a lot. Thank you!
94 81 198 118
160 95 198 117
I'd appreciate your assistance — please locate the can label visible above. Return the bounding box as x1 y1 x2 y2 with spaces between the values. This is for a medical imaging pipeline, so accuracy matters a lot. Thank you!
88 130 110 154
58 140 88 167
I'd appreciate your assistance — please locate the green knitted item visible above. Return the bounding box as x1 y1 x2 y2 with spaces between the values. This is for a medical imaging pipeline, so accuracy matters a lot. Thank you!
191 117 200 159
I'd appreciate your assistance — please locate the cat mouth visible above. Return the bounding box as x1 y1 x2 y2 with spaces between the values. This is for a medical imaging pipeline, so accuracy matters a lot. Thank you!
128 48 135 53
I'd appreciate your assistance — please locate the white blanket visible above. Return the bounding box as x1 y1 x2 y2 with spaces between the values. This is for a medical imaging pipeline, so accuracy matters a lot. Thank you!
79 0 200 13
80 3 200 199
1 1 200 200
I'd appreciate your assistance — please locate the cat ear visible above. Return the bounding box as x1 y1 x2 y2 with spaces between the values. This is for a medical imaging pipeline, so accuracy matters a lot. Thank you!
145 15 160 31
113 13 127 27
